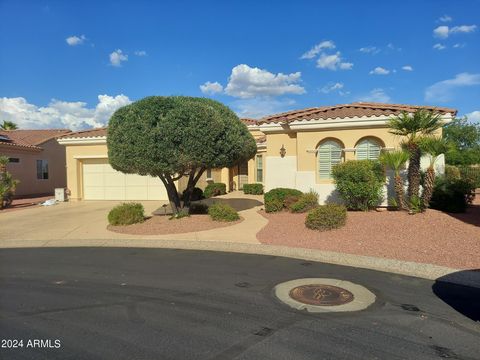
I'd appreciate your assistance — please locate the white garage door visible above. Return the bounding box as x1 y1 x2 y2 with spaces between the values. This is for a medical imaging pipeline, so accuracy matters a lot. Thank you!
82 159 168 200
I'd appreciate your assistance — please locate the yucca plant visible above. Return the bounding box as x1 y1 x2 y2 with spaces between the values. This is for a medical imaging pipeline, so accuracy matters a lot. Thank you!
380 150 410 210
419 136 451 210
389 110 443 200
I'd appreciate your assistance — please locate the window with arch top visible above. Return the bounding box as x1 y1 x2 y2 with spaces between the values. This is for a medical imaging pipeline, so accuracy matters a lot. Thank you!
317 140 343 179
356 138 382 160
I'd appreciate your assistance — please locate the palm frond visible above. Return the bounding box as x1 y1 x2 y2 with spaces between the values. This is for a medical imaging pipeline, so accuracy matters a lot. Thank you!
379 150 410 174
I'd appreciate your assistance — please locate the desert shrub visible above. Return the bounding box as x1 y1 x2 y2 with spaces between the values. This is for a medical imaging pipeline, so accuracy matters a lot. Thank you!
284 195 301 209
460 166 480 188
181 187 204 201
305 204 347 231
208 203 240 221
204 182 226 198
445 165 461 181
243 183 264 195
188 203 209 214
332 160 385 211
108 203 145 225
430 177 476 213
264 188 303 213
290 190 319 213
170 209 190 219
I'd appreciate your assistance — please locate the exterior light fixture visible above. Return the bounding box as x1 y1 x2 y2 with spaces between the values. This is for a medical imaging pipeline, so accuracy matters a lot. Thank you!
280 144 286 158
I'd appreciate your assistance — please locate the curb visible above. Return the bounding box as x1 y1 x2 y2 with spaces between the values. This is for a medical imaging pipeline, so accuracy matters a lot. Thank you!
2 238 479 288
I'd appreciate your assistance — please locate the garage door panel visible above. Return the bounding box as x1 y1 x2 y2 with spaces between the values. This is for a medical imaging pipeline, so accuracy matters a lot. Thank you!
105 187 126 200
148 185 167 199
125 174 148 186
125 186 148 200
83 186 105 200
104 172 125 184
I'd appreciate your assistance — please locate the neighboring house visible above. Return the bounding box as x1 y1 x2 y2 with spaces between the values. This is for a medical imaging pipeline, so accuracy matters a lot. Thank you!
57 102 456 203
0 129 72 197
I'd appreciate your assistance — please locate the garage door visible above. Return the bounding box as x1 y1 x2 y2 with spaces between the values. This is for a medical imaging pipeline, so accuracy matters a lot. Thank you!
82 159 168 200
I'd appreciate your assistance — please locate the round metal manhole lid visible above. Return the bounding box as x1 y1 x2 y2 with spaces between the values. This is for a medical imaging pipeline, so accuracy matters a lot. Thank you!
289 284 354 306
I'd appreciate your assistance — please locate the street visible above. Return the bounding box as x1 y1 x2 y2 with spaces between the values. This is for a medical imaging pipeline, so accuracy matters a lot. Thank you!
0 247 479 359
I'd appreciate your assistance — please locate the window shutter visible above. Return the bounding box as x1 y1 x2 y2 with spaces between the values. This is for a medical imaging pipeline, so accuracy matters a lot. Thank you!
318 140 342 179
356 139 381 160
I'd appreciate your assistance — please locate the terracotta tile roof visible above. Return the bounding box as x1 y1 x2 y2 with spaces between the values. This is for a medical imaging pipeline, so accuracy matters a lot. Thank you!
257 102 457 124
0 129 71 150
59 127 107 139
241 118 258 125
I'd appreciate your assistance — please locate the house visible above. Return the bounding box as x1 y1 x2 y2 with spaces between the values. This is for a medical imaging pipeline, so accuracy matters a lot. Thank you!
0 129 72 197
57 102 456 203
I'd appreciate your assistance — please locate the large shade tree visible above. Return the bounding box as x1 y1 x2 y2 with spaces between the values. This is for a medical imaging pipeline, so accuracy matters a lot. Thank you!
107 96 257 214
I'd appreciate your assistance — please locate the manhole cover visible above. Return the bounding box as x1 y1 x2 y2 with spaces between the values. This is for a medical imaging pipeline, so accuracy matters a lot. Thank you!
289 284 354 306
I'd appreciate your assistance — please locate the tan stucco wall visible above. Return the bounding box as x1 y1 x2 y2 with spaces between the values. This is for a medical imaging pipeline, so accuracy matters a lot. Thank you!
1 139 67 197
266 132 297 157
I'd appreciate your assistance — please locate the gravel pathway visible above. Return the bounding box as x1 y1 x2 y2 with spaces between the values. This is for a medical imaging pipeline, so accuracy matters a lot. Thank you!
108 215 242 235
257 202 480 269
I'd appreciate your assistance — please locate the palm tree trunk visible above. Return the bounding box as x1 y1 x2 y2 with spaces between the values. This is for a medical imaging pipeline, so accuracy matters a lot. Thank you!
421 167 435 210
394 175 408 210
407 144 421 199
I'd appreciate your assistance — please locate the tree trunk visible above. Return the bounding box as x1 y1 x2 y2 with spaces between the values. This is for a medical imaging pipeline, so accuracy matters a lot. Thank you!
159 175 181 214
421 167 435 210
394 174 408 211
407 144 421 200
182 168 206 210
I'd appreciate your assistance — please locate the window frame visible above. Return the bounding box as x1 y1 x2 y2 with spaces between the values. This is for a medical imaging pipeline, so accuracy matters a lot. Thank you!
316 139 343 181
36 159 49 180
255 154 263 183
355 138 382 161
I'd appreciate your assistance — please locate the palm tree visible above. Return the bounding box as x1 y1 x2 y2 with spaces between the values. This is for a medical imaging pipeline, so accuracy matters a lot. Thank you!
380 150 410 210
419 136 451 210
1 120 18 130
388 110 443 201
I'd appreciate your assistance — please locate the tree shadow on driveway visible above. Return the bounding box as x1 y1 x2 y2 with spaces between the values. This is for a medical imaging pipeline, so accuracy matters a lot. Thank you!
432 270 480 322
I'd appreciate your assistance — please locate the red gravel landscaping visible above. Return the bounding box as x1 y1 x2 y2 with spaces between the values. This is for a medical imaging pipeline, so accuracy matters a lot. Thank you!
108 214 243 235
257 200 480 269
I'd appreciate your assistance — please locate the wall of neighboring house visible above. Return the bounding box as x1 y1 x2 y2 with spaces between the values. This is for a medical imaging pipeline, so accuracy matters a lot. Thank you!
1 138 67 197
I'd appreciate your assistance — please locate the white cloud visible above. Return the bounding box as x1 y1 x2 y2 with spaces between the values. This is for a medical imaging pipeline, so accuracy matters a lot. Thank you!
453 43 466 48
465 111 480 122
66 35 86 46
386 43 402 51
224 64 305 99
0 95 131 130
369 66 390 75
433 43 446 50
356 88 391 103
359 46 380 54
316 52 353 71
402 65 413 71
438 15 452 23
200 81 224 95
134 50 147 56
433 24 477 38
320 82 344 94
231 98 296 119
425 72 480 102
300 41 335 59
109 49 128 67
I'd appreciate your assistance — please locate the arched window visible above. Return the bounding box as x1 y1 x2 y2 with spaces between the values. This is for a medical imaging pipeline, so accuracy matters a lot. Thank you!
317 140 343 179
356 138 382 160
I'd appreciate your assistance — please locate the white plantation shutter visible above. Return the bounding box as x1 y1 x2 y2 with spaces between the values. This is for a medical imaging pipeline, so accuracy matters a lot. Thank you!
318 140 343 179
356 138 381 160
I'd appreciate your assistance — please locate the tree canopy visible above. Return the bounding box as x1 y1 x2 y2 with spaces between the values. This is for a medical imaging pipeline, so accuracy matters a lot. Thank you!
443 117 480 165
107 96 257 212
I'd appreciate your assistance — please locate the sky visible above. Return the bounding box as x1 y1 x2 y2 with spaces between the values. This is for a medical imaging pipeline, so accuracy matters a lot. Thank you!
0 0 479 130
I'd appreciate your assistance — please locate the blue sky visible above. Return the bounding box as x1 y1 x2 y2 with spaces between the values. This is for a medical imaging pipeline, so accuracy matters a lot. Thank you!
1 0 479 130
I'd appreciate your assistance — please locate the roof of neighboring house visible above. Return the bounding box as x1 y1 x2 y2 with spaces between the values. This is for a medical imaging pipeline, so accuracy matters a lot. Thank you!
241 118 258 125
257 102 457 124
59 127 107 139
0 129 72 150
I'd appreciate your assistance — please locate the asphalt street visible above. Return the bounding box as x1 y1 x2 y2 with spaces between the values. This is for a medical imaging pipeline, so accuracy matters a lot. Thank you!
0 247 479 360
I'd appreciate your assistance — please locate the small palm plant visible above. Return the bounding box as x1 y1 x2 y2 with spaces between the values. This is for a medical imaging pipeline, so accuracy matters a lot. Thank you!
388 110 443 201
419 136 451 210
0 120 18 130
380 150 410 210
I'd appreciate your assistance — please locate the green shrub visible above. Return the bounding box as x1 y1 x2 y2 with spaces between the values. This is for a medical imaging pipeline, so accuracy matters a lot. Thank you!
243 183 264 195
305 204 347 231
108 203 145 225
459 166 480 188
181 187 204 201
204 183 227 198
284 195 301 209
264 188 303 213
208 203 240 221
332 160 385 211
189 203 209 214
170 209 190 219
290 190 319 213
430 177 476 213
445 165 461 181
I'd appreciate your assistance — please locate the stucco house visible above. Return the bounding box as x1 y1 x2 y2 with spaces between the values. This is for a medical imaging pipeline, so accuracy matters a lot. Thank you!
57 102 456 203
0 129 72 197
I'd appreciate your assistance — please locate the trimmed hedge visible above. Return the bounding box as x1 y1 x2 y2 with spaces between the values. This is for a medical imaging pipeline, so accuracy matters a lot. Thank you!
204 182 226 198
243 183 264 195
264 188 303 213
208 203 240 221
332 160 385 211
108 203 145 225
305 204 347 231
290 190 319 213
